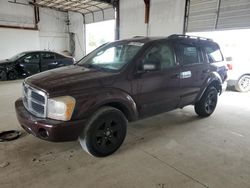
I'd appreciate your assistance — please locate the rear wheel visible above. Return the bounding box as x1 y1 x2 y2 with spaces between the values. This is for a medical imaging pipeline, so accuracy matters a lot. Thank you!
235 75 250 92
0 71 7 81
195 86 218 117
79 107 127 157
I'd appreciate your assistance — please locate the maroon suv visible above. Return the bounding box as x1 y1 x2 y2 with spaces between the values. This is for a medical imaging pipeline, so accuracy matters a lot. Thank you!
15 35 227 157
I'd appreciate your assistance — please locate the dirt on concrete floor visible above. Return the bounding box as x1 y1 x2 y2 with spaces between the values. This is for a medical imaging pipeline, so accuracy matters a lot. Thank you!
1 80 250 188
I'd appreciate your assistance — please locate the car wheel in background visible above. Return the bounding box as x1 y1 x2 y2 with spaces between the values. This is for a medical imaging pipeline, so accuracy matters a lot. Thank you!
0 71 7 81
235 75 250 92
195 86 218 117
7 70 18 80
79 107 127 157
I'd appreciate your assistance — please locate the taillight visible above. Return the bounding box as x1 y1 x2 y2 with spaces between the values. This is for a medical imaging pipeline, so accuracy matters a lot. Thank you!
227 63 233 70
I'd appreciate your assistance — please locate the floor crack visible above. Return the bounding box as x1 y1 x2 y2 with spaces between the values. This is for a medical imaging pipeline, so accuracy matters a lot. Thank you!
140 149 210 188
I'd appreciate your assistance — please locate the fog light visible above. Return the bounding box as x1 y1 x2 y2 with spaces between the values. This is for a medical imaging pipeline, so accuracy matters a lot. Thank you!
38 128 49 138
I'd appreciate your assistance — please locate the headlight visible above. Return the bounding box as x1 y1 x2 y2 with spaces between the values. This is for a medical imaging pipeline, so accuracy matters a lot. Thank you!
47 96 76 121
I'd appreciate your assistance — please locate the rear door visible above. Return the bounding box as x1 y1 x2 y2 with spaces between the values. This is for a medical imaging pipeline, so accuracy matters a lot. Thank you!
175 41 209 107
41 52 56 71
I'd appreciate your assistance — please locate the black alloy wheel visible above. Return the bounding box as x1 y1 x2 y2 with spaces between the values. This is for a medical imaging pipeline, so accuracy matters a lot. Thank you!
195 86 218 117
79 107 127 157
204 90 217 114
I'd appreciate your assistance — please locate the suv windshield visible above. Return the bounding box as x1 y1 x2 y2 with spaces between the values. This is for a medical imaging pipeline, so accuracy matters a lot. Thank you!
78 42 144 72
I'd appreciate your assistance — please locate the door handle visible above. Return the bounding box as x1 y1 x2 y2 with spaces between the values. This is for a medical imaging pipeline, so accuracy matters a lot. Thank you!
51 61 58 65
180 71 192 79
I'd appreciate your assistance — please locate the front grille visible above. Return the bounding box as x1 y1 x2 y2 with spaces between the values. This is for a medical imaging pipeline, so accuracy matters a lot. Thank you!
22 83 47 118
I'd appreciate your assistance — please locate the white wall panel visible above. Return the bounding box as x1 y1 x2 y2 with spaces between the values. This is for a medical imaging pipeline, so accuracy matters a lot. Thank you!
38 8 69 52
120 0 147 39
0 28 39 59
0 0 34 27
120 0 185 39
69 12 85 61
0 1 70 59
149 0 186 36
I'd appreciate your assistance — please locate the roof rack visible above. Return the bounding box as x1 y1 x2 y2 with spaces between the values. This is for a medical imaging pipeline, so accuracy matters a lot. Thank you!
168 34 213 41
133 36 146 38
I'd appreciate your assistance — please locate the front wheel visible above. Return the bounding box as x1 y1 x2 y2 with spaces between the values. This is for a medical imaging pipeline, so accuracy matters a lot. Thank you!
0 71 7 81
235 75 250 92
79 107 127 157
195 86 218 117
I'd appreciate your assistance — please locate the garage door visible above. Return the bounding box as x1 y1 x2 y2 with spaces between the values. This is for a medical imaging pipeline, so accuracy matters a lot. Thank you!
34 0 115 24
186 0 250 32
84 8 115 24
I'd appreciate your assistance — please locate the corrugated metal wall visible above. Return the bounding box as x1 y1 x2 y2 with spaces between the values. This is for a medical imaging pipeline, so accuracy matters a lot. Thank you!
217 0 250 29
187 0 250 32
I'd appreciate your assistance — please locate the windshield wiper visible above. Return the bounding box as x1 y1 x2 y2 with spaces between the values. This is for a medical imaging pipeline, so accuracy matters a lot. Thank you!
79 63 116 72
81 64 106 71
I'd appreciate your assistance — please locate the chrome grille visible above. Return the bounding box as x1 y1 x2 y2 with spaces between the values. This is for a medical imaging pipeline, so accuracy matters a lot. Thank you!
22 83 47 118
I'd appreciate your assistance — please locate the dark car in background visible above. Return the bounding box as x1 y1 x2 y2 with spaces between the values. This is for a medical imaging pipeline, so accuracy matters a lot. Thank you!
0 51 74 80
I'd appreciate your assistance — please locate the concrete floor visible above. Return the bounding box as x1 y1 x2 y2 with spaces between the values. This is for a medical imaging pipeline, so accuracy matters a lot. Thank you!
1 80 250 188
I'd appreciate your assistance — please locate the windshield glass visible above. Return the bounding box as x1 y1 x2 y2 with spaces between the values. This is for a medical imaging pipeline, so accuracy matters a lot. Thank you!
77 42 144 71
8 52 28 61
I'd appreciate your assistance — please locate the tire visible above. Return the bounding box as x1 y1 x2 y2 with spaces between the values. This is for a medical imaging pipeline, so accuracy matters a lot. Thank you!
7 70 18 80
79 107 127 157
195 86 218 117
235 75 250 92
0 71 7 81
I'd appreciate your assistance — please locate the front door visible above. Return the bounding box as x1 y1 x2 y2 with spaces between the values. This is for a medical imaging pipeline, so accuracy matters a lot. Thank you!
19 52 40 76
41 52 56 71
135 42 181 118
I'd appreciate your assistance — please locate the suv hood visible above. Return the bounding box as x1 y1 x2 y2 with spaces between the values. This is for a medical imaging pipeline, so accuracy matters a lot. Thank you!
25 65 117 96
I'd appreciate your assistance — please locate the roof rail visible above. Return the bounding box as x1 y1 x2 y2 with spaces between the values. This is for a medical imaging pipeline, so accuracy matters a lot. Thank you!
168 34 213 41
133 36 145 38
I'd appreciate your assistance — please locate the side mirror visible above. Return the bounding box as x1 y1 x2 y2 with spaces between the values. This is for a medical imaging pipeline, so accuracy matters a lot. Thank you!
136 61 159 75
143 64 157 71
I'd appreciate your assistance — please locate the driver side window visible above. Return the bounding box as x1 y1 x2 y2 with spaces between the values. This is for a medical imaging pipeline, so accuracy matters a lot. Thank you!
22 53 40 64
140 43 175 71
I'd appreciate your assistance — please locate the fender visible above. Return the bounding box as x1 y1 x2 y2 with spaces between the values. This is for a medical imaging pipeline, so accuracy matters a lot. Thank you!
195 71 222 103
72 88 138 122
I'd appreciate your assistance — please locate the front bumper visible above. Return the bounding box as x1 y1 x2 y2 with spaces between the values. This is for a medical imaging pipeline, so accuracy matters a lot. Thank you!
15 98 87 142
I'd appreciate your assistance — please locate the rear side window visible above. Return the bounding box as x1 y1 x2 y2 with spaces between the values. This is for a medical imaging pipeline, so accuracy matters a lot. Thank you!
178 44 202 65
204 46 223 63
55 54 64 59
41 52 55 60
